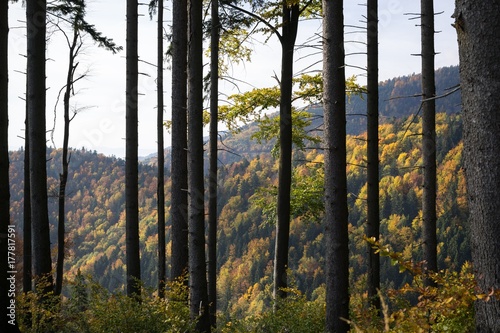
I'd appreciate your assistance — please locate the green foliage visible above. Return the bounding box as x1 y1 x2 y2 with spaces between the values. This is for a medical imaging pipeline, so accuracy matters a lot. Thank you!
18 275 194 333
350 239 476 333
216 288 325 333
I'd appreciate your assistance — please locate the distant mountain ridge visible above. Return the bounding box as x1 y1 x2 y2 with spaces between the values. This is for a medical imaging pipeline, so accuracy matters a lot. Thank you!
142 65 460 166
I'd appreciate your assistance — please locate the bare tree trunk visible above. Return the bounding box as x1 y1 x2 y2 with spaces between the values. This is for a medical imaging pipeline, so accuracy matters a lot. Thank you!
23 113 32 294
366 0 380 310
170 0 189 283
421 0 437 284
156 0 166 299
0 2 21 331
55 25 80 297
455 2 500 330
27 0 53 295
187 0 210 330
125 0 141 297
208 0 219 326
323 0 349 331
273 0 299 301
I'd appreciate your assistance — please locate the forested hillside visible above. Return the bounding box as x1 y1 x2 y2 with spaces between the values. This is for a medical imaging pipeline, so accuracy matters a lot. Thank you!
8 67 467 319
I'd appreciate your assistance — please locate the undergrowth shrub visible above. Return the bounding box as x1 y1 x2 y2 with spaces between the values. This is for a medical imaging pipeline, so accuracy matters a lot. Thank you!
18 274 194 333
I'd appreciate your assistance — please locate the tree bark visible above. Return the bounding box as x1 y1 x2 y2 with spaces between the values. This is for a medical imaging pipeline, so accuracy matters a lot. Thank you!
323 0 349 331
455 1 500 330
23 113 32 295
27 0 53 294
0 2 21 331
187 0 210 330
273 0 299 301
421 0 437 284
55 24 80 297
125 0 141 297
366 0 380 310
208 0 220 326
170 0 189 283
156 0 166 299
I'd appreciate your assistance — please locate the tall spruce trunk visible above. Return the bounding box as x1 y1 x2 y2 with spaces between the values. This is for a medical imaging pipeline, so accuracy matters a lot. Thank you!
170 0 189 283
26 0 53 294
208 0 220 326
125 0 141 297
187 0 210 330
156 0 166 299
366 0 380 310
421 0 437 283
273 1 299 301
455 1 500 330
323 0 349 331
23 113 32 294
0 2 19 331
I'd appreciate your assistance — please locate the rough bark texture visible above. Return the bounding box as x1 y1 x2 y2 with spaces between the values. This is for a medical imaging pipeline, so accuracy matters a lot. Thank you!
273 1 299 301
323 0 349 331
455 1 500 331
1 2 19 331
23 114 32 294
208 0 219 326
170 0 189 283
27 0 53 293
125 0 141 297
187 0 210 330
366 0 380 310
421 0 437 283
156 0 166 299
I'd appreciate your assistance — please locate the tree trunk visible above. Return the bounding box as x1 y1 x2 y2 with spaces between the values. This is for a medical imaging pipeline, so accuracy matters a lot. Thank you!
55 24 79 297
366 0 380 310
23 113 32 294
1 2 21 331
125 0 141 297
421 0 437 284
170 0 189 283
208 0 219 326
273 0 299 301
27 0 53 294
455 2 500 330
323 0 349 331
156 0 166 299
187 0 210 330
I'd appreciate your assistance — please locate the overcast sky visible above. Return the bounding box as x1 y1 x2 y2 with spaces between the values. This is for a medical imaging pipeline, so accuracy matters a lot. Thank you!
7 0 458 158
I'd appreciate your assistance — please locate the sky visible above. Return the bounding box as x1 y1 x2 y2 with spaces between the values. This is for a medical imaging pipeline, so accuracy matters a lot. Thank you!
7 0 459 158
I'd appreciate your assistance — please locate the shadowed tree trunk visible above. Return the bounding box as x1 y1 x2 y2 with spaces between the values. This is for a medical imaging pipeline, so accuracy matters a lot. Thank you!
155 0 166 299
273 0 299 301
455 1 500 330
1 2 21 331
187 0 210 330
27 0 53 296
208 0 220 326
125 0 141 297
323 0 349 331
23 113 32 295
170 0 189 283
366 0 380 310
421 0 437 285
